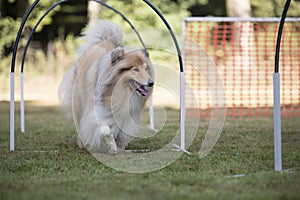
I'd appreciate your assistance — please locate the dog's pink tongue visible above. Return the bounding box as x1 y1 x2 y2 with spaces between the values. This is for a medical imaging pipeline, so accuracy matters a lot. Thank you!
140 86 149 96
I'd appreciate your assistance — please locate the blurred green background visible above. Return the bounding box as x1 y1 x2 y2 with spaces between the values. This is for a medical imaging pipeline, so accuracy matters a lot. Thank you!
0 0 299 103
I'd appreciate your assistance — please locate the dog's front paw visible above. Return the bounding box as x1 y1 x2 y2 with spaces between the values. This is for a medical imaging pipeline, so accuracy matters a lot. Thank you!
107 144 117 155
101 126 117 154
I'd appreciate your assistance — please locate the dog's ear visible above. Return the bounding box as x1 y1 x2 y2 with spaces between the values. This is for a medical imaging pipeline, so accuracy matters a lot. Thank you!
111 47 125 64
143 48 149 58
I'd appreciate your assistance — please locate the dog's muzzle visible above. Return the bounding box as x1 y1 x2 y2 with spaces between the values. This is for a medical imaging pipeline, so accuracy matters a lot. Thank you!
131 79 154 97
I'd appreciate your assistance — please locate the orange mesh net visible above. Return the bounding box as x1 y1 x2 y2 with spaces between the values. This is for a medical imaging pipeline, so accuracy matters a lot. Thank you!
183 18 300 118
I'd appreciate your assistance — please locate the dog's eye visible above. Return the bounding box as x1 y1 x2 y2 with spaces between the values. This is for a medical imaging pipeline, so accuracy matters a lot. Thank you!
133 68 139 72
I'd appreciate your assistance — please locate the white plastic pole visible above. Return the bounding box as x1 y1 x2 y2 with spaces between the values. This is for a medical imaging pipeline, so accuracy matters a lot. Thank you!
20 72 25 133
184 17 300 23
180 19 186 151
175 71 191 155
273 73 282 171
10 72 15 151
180 71 185 150
172 70 190 154
149 94 155 130
172 19 190 154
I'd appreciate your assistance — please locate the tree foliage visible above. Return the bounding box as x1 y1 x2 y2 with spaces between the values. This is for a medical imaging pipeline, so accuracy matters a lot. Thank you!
0 0 299 58
0 0 62 57
251 0 300 17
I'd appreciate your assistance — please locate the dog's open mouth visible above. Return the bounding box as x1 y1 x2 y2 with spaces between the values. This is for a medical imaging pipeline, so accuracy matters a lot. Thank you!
131 80 149 96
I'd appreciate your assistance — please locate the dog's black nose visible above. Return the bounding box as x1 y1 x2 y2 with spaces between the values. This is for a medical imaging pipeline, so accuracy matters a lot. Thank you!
148 79 154 87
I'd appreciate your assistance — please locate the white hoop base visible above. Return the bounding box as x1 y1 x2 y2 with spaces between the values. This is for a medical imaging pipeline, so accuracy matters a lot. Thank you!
172 144 191 155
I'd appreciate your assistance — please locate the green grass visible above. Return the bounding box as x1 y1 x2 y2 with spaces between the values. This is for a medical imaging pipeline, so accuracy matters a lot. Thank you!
0 101 299 200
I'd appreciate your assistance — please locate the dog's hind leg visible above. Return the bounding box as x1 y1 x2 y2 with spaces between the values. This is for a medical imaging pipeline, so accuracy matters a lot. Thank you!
100 126 117 154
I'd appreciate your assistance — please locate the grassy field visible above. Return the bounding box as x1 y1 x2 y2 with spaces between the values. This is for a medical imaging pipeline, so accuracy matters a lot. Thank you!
0 101 299 200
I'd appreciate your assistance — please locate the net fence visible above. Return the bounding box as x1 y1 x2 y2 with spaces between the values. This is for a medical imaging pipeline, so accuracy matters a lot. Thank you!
183 17 300 118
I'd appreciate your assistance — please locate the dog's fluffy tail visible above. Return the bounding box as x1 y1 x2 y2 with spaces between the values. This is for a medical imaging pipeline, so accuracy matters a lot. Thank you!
78 19 123 56
58 68 75 119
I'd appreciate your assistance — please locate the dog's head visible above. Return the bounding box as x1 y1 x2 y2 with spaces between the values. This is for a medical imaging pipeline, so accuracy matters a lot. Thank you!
110 48 154 97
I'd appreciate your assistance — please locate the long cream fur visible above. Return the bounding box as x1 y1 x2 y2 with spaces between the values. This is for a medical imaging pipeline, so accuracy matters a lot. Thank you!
58 20 154 154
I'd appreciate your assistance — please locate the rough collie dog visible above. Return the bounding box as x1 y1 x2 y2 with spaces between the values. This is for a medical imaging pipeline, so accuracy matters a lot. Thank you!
58 20 154 154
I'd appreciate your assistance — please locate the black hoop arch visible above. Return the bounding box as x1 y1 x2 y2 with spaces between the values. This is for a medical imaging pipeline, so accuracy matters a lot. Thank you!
9 0 184 151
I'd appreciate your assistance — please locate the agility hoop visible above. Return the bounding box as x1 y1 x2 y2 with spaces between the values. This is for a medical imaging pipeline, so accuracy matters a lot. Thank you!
11 0 158 151
11 0 189 154
10 0 40 151
273 0 291 171
142 0 190 154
